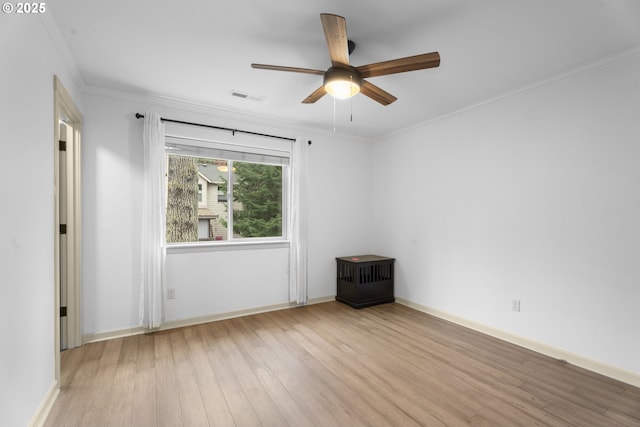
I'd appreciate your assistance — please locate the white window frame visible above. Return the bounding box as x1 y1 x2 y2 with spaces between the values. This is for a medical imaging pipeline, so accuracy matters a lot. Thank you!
164 135 290 249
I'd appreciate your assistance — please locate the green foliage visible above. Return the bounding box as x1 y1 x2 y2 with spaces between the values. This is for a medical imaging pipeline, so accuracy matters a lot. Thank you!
232 162 282 237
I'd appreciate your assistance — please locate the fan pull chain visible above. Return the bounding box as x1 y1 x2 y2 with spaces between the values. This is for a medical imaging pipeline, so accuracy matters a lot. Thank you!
333 96 336 133
350 75 354 122
350 98 353 122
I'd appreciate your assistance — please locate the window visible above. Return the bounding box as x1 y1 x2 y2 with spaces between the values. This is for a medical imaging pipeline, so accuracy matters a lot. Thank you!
164 138 289 244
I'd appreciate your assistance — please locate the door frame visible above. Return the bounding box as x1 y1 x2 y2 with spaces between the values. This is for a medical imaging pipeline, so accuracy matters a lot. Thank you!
53 75 82 381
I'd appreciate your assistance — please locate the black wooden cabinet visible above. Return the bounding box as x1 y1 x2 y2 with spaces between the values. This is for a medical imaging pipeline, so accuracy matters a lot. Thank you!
336 255 395 308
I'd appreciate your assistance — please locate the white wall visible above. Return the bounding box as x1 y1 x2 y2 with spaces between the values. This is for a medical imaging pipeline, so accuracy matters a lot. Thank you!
81 89 373 335
0 14 82 427
372 51 640 376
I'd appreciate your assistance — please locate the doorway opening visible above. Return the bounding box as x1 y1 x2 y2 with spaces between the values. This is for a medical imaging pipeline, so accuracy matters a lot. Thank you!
54 76 82 382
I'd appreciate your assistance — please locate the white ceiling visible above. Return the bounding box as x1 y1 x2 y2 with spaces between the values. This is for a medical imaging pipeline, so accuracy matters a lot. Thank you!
50 0 640 139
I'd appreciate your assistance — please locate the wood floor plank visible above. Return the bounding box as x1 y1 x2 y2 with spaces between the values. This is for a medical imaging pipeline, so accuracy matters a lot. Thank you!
574 383 640 420
307 305 536 426
287 317 449 425
204 321 262 426
117 334 140 365
184 324 237 427
252 327 369 427
154 332 184 427
220 319 291 426
231 316 318 427
292 308 467 425
45 302 640 427
85 338 123 412
60 346 86 386
130 368 156 427
544 399 623 427
169 330 210 427
349 311 566 426
247 310 370 426
104 336 138 426
130 333 157 427
603 408 640 427
45 353 103 427
42 347 83 427
308 304 529 423
286 326 423 426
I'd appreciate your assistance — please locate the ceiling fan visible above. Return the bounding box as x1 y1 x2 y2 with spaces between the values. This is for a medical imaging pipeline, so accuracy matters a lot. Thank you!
251 13 440 106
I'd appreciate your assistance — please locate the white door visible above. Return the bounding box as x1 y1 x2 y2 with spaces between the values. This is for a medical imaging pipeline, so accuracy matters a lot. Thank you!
57 117 81 351
54 76 82 380
59 121 70 350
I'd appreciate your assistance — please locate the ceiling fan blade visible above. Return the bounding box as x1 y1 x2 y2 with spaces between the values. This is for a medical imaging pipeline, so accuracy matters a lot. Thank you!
360 80 397 106
251 63 325 76
320 13 350 67
356 52 440 78
302 86 327 104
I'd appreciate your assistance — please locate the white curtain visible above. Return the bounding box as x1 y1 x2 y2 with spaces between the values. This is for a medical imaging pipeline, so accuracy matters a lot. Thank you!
139 112 166 328
289 137 309 305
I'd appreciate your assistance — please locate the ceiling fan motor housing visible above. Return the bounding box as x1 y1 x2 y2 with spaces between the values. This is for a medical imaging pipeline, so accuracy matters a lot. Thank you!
324 66 362 85
323 66 363 98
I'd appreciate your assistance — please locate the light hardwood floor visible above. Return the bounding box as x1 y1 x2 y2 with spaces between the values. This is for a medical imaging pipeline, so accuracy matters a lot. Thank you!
44 302 640 426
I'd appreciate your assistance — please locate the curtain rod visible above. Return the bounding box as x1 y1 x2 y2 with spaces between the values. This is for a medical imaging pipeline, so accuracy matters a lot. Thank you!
135 113 297 142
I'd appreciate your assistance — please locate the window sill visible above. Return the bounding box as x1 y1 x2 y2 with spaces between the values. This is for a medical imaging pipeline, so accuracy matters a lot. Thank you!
166 239 290 254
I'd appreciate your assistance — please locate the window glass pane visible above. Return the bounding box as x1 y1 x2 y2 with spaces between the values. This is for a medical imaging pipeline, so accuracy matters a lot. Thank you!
232 162 282 238
166 155 230 243
165 150 284 244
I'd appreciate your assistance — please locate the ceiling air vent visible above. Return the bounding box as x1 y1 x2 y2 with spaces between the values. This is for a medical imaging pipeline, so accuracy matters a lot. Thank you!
231 90 265 102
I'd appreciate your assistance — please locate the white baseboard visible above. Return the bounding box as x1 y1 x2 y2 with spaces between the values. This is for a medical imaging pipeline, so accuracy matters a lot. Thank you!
158 302 294 332
82 296 334 344
308 295 336 305
29 380 59 427
396 298 640 388
82 326 147 344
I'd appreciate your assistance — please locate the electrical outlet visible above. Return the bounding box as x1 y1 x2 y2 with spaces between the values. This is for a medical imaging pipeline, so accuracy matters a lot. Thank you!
512 299 521 312
167 288 176 300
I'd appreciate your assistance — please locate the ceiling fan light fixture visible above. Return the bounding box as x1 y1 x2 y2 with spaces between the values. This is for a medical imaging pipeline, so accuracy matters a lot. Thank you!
323 67 362 99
